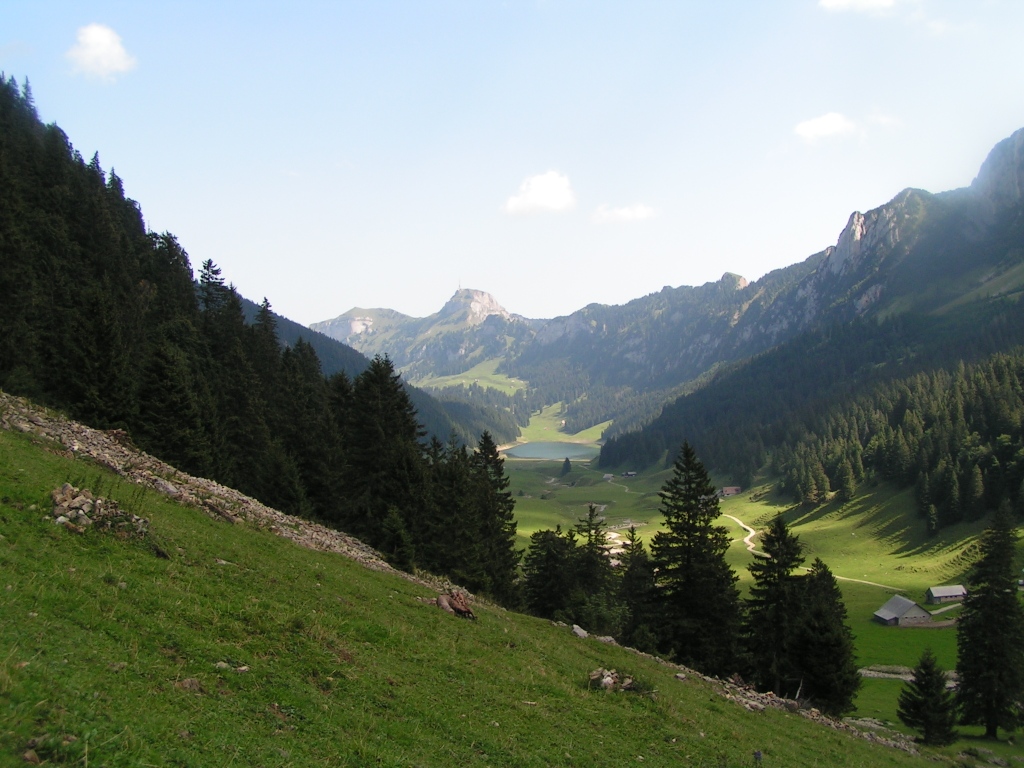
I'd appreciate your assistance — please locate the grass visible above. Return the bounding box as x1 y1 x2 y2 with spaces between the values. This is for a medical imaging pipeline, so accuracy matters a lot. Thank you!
507 454 1024 759
411 358 526 395
0 423 949 766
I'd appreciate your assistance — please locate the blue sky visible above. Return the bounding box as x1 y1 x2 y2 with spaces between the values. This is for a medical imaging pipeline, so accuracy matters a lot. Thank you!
5 1 1024 325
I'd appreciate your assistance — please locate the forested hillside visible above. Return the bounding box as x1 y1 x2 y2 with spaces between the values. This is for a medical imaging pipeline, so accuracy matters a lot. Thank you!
0 75 520 601
601 127 1024 486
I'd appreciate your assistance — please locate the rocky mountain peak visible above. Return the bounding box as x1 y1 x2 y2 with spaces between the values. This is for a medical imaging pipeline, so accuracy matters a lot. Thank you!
720 273 749 290
971 126 1024 213
437 288 512 326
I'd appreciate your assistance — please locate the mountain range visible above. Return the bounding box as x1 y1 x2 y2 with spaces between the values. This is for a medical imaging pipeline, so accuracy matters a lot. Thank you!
310 126 1024 444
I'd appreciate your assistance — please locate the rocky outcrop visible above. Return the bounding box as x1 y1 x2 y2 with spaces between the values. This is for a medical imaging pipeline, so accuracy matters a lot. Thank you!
972 126 1024 214
50 482 150 537
0 390 451 590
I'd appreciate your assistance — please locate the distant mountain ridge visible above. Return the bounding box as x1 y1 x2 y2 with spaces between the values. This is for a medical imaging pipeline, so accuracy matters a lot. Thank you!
311 127 1024 439
311 288 543 379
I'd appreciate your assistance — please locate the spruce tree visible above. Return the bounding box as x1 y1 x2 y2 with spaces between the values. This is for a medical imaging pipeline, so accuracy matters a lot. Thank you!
792 558 860 715
897 649 958 746
956 505 1024 739
570 504 622 635
745 514 805 697
619 526 658 652
651 442 741 676
467 431 521 606
523 527 576 620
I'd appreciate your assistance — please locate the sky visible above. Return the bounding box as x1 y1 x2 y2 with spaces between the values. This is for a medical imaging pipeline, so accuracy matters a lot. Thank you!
4 1 1024 326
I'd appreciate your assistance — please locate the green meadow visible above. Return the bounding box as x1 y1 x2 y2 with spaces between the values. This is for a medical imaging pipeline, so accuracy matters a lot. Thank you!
0 422 946 767
505 447 1022 759
410 358 526 395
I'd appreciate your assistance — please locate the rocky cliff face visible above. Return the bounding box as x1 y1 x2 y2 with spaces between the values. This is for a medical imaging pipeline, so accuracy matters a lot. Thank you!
971 126 1024 214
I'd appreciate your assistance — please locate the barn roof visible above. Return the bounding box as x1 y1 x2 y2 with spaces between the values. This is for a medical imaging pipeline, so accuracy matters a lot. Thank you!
874 594 922 622
926 585 966 598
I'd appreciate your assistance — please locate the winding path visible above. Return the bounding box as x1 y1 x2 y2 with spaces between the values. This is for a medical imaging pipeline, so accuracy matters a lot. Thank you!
722 514 900 590
723 514 759 553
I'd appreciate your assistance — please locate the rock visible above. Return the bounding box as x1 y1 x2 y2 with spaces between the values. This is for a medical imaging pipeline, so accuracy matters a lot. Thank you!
175 678 204 693
595 635 617 645
215 661 231 670
22 749 41 764
153 478 178 496
571 624 589 639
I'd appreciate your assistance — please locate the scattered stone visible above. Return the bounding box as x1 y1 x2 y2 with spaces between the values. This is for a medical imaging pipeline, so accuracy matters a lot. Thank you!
571 624 589 639
674 673 687 681
175 678 204 693
588 668 639 692
235 665 250 673
215 661 231 670
21 749 40 764
595 635 618 645
153 478 178 496
49 483 149 538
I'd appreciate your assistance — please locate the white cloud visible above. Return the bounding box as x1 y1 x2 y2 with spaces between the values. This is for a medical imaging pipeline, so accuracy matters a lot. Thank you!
819 0 900 12
593 203 658 223
794 112 859 142
504 171 575 215
66 24 137 80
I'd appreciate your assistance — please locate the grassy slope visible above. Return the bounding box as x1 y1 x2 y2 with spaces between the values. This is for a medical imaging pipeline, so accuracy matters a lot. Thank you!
411 358 526 395
507 456 1024 761
0 428 943 767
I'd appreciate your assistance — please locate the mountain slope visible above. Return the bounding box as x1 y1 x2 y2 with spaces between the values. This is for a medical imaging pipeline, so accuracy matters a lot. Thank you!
0 396 933 767
312 128 1024 440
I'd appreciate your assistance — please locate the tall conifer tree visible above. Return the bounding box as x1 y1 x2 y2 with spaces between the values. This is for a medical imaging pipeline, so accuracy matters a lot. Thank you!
956 505 1024 739
651 442 741 676
745 514 805 697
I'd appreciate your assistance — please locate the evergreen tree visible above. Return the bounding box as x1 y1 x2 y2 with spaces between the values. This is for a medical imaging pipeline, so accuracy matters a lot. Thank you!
792 558 860 715
651 442 741 676
467 431 521 606
745 514 805 697
560 457 572 477
897 649 958 746
343 355 426 554
619 526 659 652
956 505 1024 739
569 504 622 635
523 527 576 620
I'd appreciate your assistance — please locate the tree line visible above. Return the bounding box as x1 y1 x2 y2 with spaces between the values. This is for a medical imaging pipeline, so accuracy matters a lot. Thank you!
772 352 1024 532
0 74 520 605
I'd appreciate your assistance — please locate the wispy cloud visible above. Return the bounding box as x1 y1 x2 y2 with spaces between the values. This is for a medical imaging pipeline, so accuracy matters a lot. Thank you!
504 171 575 215
66 24 136 81
794 112 859 142
593 203 658 223
818 0 900 12
794 110 902 143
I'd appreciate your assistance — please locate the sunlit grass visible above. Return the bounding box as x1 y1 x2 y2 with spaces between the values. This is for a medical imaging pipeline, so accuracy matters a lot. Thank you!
0 426 944 767
411 357 526 395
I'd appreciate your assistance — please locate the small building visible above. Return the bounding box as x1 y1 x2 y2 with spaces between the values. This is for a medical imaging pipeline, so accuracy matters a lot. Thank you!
925 585 967 605
622 471 637 478
721 486 741 497
873 595 931 626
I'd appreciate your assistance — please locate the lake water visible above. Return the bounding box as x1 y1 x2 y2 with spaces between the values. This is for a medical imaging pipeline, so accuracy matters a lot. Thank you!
503 442 600 460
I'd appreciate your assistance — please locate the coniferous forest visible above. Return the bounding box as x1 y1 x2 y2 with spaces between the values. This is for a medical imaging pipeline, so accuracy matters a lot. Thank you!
0 75 520 603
